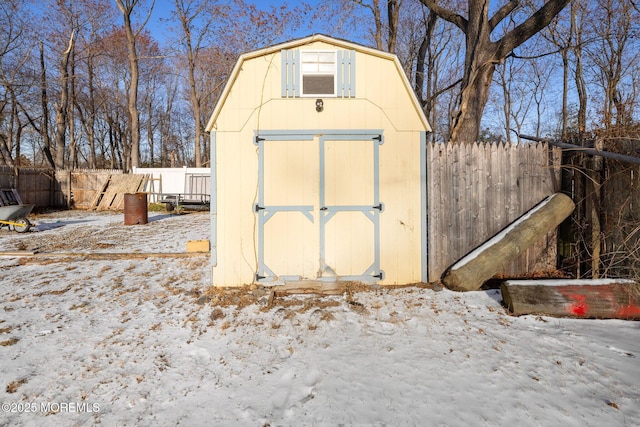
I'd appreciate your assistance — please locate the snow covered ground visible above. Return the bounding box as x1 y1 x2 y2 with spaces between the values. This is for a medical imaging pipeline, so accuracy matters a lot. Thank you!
0 210 639 426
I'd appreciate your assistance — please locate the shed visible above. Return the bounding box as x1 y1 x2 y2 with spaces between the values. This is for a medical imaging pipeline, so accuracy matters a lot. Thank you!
205 34 431 287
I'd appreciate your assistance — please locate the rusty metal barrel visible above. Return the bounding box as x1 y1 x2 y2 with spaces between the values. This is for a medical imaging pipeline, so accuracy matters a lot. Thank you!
123 193 148 225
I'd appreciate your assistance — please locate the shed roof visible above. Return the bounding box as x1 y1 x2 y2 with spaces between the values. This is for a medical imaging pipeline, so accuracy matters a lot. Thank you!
205 34 431 132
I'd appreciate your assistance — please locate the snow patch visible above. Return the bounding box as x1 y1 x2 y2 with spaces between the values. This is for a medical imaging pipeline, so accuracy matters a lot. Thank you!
0 211 638 425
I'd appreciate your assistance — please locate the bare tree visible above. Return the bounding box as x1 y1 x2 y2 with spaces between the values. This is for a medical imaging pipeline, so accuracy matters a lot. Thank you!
0 0 21 165
114 0 153 170
586 0 639 130
53 30 76 169
351 0 402 53
39 41 56 169
73 0 116 169
173 0 214 168
572 1 588 138
418 0 571 143
383 0 464 142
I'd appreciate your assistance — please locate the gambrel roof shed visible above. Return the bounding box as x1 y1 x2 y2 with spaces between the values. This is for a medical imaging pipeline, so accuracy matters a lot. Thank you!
206 34 431 287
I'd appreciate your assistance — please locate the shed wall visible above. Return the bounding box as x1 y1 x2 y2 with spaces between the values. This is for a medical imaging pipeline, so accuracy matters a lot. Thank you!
211 42 426 286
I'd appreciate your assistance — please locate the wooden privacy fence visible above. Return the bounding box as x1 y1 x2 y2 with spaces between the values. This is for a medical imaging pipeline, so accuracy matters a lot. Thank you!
427 142 562 282
56 169 125 208
0 168 162 209
0 167 58 207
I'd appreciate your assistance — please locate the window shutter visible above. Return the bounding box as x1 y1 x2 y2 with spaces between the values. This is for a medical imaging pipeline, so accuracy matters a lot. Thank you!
337 49 356 98
281 49 300 97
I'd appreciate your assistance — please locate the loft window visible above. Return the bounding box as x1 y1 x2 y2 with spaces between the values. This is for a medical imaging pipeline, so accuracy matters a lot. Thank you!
300 51 336 96
281 48 355 98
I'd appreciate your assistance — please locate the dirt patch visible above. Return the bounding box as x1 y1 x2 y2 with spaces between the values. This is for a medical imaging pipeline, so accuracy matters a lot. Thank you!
200 282 377 310
0 337 20 347
6 378 27 393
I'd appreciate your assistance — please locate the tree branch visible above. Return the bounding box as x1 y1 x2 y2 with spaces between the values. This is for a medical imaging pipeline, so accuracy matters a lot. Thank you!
496 0 570 60
489 0 518 31
424 78 462 107
508 47 563 61
135 0 156 39
63 29 76 55
418 0 467 32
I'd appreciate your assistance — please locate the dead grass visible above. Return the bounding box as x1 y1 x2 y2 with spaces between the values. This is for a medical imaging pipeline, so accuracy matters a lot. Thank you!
0 337 20 346
201 282 379 312
34 285 72 297
70 302 90 310
6 378 27 393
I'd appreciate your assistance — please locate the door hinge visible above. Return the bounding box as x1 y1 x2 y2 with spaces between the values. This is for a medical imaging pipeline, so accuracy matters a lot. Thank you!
373 271 385 280
254 204 265 212
373 203 384 212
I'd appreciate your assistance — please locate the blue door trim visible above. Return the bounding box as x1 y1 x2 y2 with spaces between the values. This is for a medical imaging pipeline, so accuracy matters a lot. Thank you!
210 131 217 267
421 131 428 283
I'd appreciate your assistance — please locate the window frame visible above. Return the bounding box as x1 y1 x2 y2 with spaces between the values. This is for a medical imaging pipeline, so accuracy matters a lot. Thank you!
299 50 338 97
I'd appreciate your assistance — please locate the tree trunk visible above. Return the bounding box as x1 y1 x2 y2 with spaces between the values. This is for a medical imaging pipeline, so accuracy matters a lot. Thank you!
501 279 640 319
69 51 77 169
372 0 383 50
2 93 17 166
39 42 56 169
560 49 569 139
108 116 117 169
87 54 97 169
148 98 155 166
353 0 384 51
442 193 575 292
449 1 495 143
419 0 571 142
572 3 587 137
386 0 399 53
414 11 436 107
54 31 75 170
185 30 202 167
0 135 13 167
115 0 142 170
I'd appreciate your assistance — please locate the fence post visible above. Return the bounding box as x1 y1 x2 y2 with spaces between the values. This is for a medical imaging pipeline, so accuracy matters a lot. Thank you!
589 137 604 278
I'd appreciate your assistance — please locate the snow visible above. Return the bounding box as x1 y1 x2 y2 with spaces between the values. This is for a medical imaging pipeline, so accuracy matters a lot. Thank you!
1 210 639 426
505 278 637 286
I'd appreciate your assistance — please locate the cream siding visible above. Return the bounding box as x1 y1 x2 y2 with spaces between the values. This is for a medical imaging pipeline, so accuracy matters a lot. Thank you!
208 35 430 287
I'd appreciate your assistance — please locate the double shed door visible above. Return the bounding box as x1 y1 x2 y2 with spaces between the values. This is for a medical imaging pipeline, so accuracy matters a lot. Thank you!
255 131 384 283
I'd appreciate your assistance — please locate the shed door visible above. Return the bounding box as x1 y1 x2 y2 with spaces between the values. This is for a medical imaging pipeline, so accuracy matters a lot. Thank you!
320 135 383 280
255 132 383 283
